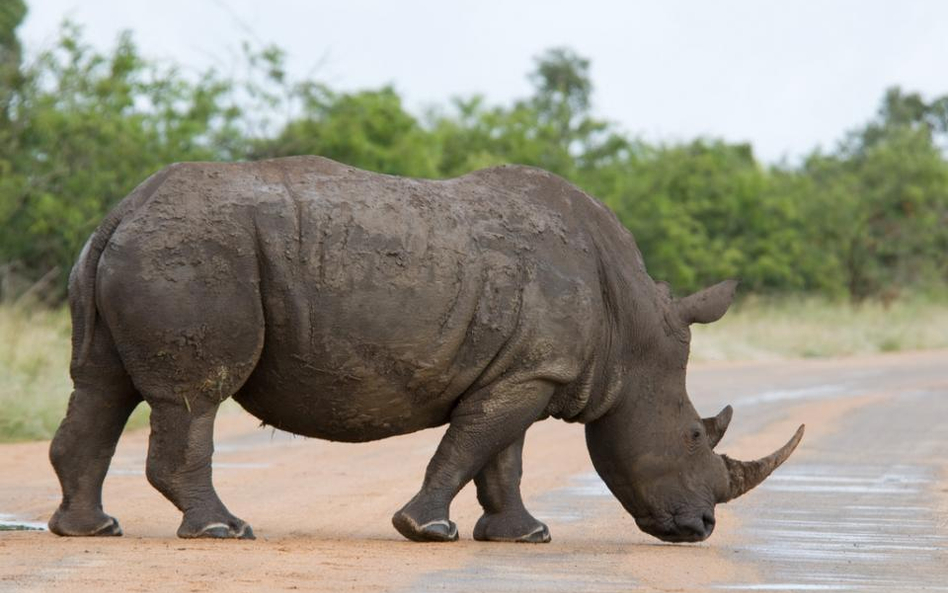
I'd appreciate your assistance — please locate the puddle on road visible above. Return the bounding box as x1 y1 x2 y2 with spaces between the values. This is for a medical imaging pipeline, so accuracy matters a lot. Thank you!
108 460 272 477
215 427 301 453
533 472 611 524
537 468 948 591
736 384 849 407
407 472 635 593
720 585 852 591
721 462 948 592
0 513 46 531
727 368 889 409
409 549 636 593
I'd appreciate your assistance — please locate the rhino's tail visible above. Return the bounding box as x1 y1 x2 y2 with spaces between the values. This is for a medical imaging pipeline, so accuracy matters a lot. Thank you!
70 209 125 367
71 166 176 368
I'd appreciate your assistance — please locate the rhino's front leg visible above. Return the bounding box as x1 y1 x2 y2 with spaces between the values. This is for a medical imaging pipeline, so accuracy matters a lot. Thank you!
472 434 551 543
392 379 553 542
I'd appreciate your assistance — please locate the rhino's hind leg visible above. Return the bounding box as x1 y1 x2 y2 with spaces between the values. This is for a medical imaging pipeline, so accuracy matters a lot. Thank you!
472 434 550 543
392 379 553 542
49 322 141 537
145 401 254 539
93 236 265 539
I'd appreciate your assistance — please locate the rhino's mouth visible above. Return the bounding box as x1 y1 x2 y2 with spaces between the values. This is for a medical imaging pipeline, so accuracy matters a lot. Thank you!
634 510 715 543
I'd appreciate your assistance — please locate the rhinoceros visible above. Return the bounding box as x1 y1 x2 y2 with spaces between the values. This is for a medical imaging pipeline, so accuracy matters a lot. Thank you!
49 155 803 543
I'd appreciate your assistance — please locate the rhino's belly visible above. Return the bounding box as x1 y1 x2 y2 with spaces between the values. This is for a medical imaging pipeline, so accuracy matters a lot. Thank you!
232 360 457 441
231 280 511 442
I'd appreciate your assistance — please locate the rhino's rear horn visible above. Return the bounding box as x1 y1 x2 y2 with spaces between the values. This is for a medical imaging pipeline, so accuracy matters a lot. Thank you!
702 405 733 449
720 424 805 502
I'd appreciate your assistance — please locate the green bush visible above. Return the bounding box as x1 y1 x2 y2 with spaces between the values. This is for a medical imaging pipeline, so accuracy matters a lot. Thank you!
1 6 946 301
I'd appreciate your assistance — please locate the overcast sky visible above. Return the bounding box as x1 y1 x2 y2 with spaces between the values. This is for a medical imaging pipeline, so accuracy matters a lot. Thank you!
21 1 948 163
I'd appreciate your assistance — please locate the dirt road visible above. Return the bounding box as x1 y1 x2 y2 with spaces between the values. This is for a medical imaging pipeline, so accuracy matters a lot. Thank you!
2 351 946 592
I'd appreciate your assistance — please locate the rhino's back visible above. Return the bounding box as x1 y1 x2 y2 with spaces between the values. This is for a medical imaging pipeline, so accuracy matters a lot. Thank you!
110 157 602 441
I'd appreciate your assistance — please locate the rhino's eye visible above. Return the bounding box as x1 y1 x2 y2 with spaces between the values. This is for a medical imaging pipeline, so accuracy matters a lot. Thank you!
685 426 703 452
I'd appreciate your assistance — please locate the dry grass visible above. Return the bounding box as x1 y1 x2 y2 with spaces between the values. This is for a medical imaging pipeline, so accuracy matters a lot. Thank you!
0 305 150 443
0 305 74 442
1 295 947 442
691 293 948 362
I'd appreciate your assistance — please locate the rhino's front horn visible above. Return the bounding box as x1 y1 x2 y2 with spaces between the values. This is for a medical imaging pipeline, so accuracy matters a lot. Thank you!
703 405 733 449
720 425 805 502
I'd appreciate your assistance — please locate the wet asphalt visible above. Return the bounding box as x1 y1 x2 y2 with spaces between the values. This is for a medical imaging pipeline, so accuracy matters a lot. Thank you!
701 354 948 592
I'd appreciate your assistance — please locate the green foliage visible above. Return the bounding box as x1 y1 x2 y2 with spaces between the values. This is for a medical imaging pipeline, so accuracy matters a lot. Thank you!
253 85 439 177
1 11 946 302
801 89 948 299
0 21 241 297
428 48 625 180
0 0 26 115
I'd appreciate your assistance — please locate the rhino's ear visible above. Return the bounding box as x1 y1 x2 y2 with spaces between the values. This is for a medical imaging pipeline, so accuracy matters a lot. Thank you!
703 405 733 449
676 280 738 325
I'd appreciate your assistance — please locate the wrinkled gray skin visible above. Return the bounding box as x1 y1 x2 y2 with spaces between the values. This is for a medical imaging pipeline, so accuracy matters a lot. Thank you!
49 156 803 544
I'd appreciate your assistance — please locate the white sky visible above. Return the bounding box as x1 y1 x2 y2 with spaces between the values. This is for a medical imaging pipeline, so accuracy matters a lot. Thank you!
21 1 948 163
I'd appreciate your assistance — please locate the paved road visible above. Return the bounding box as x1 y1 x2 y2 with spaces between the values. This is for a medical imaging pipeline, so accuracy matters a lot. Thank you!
685 351 948 592
1 350 946 592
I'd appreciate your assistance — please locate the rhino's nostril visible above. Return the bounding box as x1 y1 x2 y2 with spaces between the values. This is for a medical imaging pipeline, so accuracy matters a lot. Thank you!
702 512 716 534
637 513 715 543
675 516 706 537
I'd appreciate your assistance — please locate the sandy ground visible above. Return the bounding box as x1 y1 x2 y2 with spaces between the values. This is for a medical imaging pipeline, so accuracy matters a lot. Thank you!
1 350 946 592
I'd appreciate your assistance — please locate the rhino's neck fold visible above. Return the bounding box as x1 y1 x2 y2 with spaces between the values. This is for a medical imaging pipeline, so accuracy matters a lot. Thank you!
563 210 670 424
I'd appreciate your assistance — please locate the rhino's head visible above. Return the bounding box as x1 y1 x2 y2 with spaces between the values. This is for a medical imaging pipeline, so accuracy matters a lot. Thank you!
585 280 804 543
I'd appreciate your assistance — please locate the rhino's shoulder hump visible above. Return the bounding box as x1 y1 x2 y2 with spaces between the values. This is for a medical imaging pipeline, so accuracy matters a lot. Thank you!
461 163 572 189
461 165 601 215
255 155 360 178
157 155 360 189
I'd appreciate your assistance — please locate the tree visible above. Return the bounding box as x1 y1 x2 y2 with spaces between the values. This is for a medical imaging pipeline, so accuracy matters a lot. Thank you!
0 0 28 205
803 87 948 299
601 140 789 294
252 85 438 177
0 22 240 297
0 0 27 116
430 47 627 180
2 6 946 302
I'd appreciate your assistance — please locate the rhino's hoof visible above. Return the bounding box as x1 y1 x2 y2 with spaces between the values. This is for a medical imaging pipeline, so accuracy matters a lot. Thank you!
48 509 123 537
178 518 255 540
473 513 551 543
392 511 459 542
198 523 255 540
